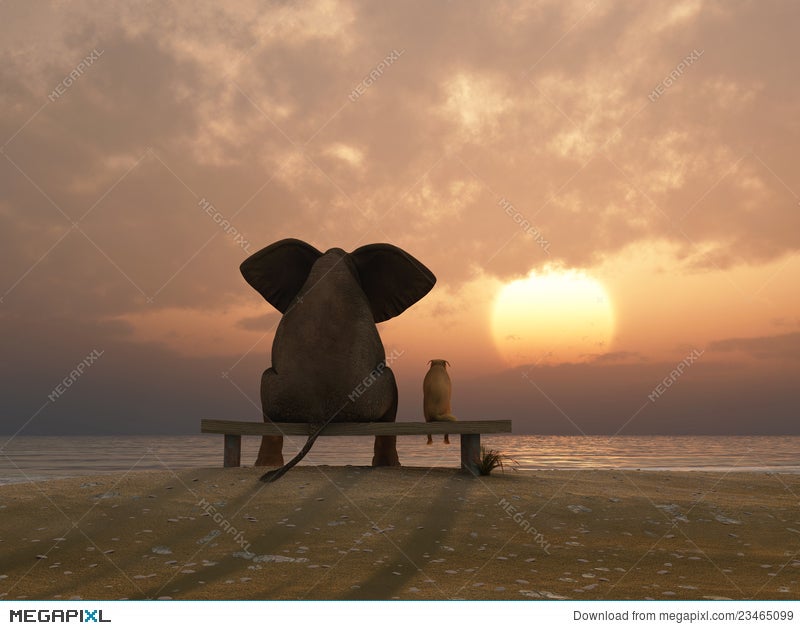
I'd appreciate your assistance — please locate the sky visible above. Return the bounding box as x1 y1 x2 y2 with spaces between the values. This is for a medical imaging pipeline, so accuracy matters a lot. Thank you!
0 0 798 437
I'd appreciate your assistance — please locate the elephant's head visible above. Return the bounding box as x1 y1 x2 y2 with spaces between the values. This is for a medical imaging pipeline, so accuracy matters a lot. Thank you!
240 238 436 481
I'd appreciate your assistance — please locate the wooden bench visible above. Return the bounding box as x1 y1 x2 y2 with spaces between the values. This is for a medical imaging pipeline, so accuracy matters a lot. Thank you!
200 419 512 475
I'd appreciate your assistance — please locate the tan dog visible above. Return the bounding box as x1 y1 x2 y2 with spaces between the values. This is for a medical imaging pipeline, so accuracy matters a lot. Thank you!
423 359 457 444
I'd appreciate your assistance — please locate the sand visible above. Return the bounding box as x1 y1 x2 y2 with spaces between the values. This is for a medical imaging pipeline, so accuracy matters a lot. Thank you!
0 466 798 600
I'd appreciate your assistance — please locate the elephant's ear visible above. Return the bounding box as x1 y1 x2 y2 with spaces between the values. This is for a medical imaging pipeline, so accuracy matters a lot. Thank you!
240 239 323 313
350 244 436 322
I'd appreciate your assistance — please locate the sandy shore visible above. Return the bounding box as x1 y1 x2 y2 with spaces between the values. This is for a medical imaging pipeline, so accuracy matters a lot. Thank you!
0 467 798 600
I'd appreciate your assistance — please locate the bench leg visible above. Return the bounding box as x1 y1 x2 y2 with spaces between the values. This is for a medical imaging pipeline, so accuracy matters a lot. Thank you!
460 433 480 476
224 434 241 468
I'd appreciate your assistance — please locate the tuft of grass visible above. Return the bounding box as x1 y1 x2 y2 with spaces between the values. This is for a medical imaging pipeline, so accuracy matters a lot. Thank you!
475 446 518 476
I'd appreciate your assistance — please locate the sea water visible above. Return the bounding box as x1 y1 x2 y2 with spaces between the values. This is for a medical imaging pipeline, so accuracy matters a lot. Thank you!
1 434 799 485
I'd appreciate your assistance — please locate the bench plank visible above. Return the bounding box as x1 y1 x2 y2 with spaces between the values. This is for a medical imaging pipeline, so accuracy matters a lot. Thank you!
201 419 511 437
201 419 512 475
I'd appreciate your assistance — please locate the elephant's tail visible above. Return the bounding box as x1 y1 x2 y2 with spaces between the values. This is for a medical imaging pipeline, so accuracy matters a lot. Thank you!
431 413 457 422
259 421 329 483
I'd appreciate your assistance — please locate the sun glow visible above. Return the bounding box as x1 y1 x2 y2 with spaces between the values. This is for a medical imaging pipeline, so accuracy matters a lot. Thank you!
491 269 615 366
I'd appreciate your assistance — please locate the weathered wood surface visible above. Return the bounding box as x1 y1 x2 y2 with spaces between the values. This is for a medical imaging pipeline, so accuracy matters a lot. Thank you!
460 433 481 476
223 434 241 468
201 419 511 436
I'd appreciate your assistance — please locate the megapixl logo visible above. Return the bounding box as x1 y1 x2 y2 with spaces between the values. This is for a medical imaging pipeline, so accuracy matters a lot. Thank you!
9 609 111 623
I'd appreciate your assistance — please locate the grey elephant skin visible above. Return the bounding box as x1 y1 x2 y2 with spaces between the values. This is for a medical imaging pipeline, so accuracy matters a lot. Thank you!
240 238 436 481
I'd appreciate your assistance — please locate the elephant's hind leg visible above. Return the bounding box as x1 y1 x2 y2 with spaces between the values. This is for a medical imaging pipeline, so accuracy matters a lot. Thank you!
373 436 400 466
372 367 400 467
255 435 284 467
257 367 285 467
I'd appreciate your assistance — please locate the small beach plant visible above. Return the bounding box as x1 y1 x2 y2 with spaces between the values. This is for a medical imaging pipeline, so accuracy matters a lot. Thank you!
475 446 518 476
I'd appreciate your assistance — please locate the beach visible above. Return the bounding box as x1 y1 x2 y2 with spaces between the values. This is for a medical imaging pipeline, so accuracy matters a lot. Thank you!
0 467 798 600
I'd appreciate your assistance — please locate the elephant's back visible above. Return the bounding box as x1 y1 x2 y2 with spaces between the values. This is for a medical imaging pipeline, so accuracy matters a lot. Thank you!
264 267 394 423
271 269 382 372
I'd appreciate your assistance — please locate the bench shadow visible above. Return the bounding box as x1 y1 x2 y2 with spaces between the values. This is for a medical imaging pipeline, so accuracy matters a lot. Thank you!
138 466 367 600
334 471 465 600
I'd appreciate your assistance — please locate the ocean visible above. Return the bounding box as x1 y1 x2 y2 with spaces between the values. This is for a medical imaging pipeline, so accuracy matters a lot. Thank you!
1 434 799 485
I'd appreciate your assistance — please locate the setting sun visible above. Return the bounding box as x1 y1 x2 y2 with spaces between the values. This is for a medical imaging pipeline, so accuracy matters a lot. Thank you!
491 269 615 366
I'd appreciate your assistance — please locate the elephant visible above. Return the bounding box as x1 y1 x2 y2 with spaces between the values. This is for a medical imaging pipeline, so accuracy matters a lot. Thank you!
240 238 436 481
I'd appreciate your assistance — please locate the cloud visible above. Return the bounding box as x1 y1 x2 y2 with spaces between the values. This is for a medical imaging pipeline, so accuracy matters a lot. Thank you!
3 310 796 437
1 1 799 436
236 312 280 332
583 351 646 364
0 312 264 435
3 0 799 308
439 359 800 435
708 331 800 361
